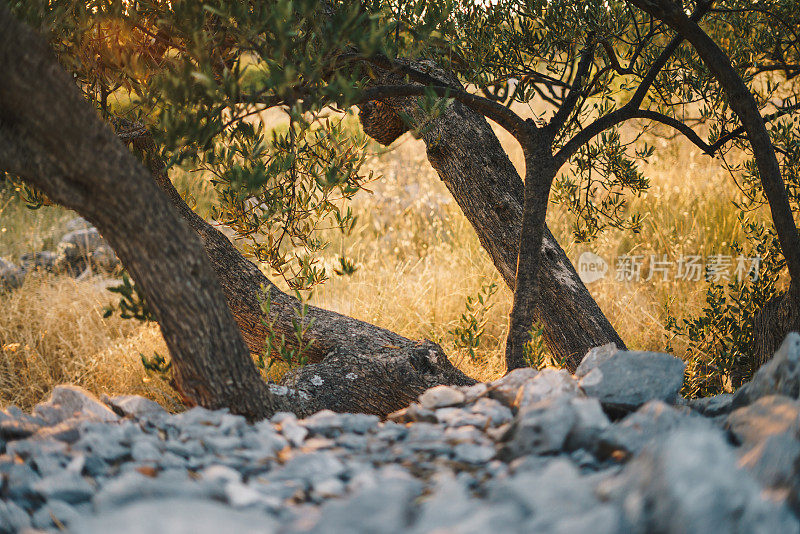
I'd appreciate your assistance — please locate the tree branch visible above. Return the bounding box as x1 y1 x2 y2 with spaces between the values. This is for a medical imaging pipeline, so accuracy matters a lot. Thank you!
357 84 531 146
546 38 597 137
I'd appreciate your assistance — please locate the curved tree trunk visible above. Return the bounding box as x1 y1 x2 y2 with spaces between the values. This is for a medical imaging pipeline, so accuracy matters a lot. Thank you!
0 8 471 419
122 123 474 417
0 6 273 420
359 61 626 371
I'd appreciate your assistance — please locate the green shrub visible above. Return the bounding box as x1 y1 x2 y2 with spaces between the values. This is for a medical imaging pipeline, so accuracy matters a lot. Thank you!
665 216 785 398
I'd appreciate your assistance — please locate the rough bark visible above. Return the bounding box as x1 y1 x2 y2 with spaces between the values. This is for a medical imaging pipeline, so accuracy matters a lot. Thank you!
0 6 274 420
359 61 626 371
119 122 475 417
755 292 800 370
275 342 472 418
506 146 558 370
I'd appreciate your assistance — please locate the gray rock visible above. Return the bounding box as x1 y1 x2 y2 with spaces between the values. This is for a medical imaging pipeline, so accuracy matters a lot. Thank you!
202 434 243 454
165 438 205 459
34 385 118 425
72 499 278 534
93 471 223 511
405 422 450 454
32 499 81 529
453 442 496 464
302 410 379 437
225 480 283 508
0 499 31 534
0 418 42 440
131 438 163 463
82 455 110 478
101 394 168 420
504 396 577 457
388 403 438 424
739 432 800 489
199 464 242 484
0 257 24 290
606 428 799 534
374 421 408 442
73 431 129 462
33 419 82 443
575 343 619 378
565 396 611 452
411 474 476 534
278 417 308 447
490 459 600 524
726 395 800 449
19 251 56 273
689 393 734 417
172 406 227 428
32 471 94 504
469 397 513 426
307 476 422 534
419 385 466 409
458 382 489 402
62 217 92 234
435 406 487 428
270 451 345 485
598 401 706 458
340 413 380 434
578 351 686 412
514 369 583 409
429 502 528 534
548 505 624 534
488 367 539 406
6 434 68 460
0 459 41 501
29 452 69 477
734 333 800 407
311 477 346 499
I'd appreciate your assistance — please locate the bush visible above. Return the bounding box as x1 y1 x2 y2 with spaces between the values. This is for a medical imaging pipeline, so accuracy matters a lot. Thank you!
665 216 786 398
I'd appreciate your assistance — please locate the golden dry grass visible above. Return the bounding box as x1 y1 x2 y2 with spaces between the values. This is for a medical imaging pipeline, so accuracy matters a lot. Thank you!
0 274 178 411
0 115 769 409
311 122 763 383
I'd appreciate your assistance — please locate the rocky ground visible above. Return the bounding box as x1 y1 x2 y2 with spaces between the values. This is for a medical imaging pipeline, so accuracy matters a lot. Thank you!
2 335 800 533
0 217 121 289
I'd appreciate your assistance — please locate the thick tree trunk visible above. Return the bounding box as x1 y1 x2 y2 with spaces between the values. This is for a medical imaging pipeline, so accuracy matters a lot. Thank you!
274 342 471 418
754 292 800 372
120 123 474 417
359 61 626 371
0 6 274 420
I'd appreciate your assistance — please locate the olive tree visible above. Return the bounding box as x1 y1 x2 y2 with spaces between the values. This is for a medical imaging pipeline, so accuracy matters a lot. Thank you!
3 0 800 418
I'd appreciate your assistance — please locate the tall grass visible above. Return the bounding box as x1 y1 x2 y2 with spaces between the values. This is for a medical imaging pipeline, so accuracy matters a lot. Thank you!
0 274 177 410
0 119 767 408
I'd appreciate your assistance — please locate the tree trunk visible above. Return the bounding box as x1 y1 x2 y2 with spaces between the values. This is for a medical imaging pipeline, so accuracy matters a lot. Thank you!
0 6 273 420
754 292 800 371
359 60 626 371
505 147 558 370
121 123 474 417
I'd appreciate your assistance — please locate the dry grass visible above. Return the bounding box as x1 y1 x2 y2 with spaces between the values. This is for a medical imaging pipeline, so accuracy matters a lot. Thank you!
0 114 767 408
0 273 178 411
310 122 762 382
